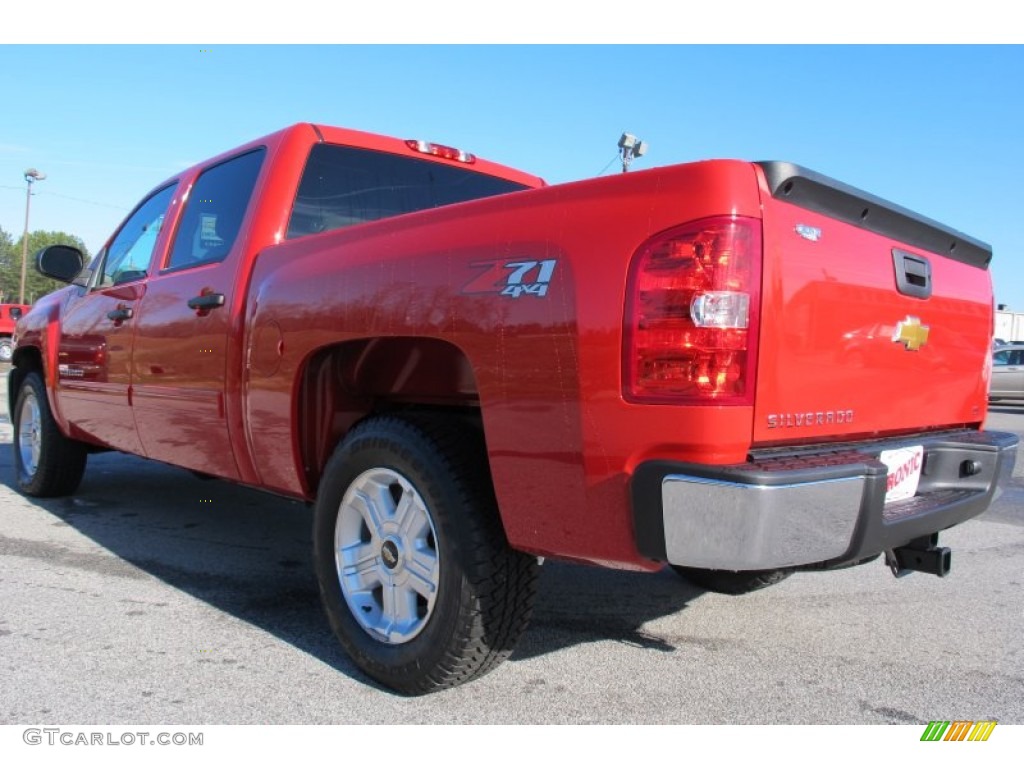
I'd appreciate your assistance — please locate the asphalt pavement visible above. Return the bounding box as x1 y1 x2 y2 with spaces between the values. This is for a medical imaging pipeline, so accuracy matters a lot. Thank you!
1 372 1022 724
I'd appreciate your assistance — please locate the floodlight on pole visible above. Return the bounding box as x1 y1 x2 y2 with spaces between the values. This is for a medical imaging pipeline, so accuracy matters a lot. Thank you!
618 133 648 173
20 168 46 305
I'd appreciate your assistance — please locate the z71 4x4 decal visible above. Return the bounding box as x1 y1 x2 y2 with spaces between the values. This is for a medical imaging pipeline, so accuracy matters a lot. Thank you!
463 259 558 298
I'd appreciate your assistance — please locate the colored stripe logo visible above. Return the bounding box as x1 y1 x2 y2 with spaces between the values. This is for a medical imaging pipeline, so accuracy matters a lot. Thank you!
921 721 997 741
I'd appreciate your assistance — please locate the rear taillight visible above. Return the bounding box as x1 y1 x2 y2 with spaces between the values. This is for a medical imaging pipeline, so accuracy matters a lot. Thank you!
623 215 762 404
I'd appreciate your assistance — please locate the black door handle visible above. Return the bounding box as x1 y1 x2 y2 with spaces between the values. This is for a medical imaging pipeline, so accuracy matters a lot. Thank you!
107 307 134 322
187 293 225 311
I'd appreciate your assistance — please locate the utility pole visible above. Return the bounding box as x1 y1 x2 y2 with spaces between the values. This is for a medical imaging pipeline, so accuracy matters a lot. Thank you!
20 168 46 304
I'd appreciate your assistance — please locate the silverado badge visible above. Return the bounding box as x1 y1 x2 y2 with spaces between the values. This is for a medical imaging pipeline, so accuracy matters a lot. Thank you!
893 316 929 351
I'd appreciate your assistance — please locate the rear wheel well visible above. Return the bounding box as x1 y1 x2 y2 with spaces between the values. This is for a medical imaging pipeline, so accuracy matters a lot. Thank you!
297 337 485 494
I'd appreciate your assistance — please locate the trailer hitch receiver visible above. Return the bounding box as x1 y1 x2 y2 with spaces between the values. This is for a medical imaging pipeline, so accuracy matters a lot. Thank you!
885 534 951 578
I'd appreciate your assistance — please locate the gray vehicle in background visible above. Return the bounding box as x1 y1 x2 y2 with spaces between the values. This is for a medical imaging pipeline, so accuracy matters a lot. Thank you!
991 344 1024 401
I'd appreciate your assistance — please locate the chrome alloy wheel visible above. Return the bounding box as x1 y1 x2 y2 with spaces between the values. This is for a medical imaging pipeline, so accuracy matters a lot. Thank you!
334 468 440 644
17 389 42 479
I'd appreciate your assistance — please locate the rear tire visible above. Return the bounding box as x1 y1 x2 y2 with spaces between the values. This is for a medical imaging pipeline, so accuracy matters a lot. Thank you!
0 338 12 363
671 565 792 595
313 414 539 694
12 371 88 497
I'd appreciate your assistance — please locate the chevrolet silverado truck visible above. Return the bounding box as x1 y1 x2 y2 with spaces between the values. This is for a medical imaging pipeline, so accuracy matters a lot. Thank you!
9 123 1018 694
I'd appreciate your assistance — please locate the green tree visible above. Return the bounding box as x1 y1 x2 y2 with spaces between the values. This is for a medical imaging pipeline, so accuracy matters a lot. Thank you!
0 227 15 297
0 229 90 304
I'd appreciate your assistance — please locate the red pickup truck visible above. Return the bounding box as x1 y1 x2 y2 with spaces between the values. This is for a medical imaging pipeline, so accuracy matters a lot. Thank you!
10 124 1018 694
0 303 31 362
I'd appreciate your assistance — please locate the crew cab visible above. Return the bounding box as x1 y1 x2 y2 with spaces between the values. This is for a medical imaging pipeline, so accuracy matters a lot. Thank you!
9 123 1018 694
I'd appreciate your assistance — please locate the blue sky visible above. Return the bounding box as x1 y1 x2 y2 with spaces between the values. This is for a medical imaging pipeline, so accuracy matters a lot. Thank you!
1 44 1022 309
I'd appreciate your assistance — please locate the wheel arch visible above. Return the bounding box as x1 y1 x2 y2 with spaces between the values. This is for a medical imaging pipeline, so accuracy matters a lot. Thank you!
295 335 487 493
8 346 43 423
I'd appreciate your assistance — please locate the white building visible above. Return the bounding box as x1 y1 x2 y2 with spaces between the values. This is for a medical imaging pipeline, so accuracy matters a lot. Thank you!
995 306 1024 343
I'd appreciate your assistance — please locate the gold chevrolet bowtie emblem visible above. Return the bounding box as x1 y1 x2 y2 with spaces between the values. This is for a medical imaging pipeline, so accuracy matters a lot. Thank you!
893 316 929 351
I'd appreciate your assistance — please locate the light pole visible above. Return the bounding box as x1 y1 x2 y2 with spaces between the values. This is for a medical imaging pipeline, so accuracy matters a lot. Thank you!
20 168 46 305
618 133 648 173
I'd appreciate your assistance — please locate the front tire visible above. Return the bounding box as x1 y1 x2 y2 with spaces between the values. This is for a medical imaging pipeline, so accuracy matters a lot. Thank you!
313 414 539 694
12 370 88 497
0 338 13 363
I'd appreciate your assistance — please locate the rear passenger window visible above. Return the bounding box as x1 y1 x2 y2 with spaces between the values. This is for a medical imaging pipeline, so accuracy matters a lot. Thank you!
166 149 265 271
994 350 1024 365
287 143 529 239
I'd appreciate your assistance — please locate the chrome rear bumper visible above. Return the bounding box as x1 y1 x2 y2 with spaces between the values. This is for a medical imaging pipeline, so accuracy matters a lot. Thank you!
632 430 1018 571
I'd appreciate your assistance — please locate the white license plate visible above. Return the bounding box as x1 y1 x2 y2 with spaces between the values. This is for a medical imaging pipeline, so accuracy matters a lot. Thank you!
880 445 924 503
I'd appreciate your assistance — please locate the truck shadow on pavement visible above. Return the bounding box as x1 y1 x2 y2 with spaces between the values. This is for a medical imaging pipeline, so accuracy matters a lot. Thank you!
0 439 704 689
514 563 702 661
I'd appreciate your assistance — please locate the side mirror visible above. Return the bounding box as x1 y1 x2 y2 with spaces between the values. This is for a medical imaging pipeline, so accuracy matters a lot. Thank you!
35 245 85 284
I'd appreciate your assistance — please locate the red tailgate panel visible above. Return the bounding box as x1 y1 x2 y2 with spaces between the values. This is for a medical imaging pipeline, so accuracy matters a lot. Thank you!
753 191 991 446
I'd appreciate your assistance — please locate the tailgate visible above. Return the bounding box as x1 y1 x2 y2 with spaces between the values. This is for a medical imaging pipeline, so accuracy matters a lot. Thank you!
752 162 993 446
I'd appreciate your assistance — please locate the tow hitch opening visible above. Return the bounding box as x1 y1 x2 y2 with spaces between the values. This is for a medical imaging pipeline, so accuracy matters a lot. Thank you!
885 534 951 578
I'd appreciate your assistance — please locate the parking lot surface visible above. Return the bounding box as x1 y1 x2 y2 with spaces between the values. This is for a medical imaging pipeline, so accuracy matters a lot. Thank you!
1 373 1022 724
